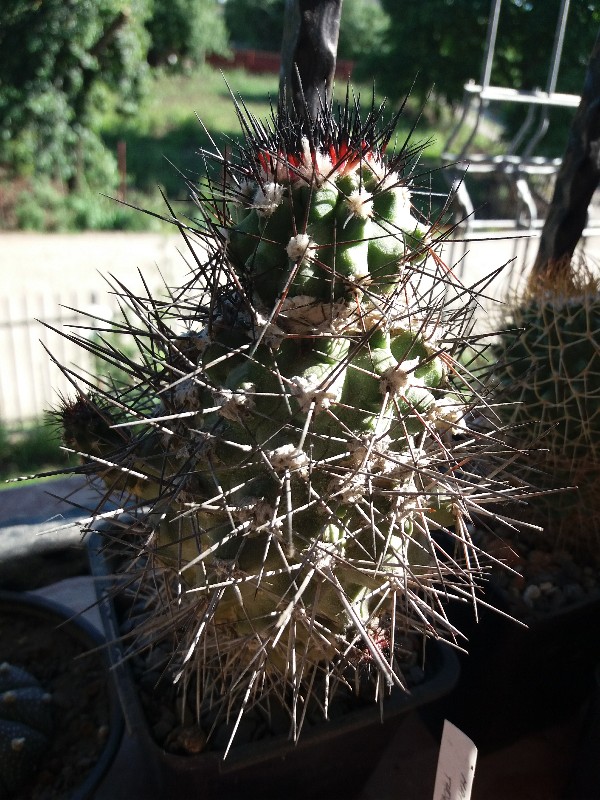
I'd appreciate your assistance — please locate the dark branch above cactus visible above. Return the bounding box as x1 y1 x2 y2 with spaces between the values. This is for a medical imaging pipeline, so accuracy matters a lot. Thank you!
279 0 343 121
533 26 600 282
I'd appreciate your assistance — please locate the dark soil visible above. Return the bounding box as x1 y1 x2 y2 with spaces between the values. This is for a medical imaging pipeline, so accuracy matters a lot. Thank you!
0 601 114 799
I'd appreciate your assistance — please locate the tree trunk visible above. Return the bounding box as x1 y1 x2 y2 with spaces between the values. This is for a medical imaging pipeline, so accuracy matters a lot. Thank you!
532 26 600 281
279 0 343 122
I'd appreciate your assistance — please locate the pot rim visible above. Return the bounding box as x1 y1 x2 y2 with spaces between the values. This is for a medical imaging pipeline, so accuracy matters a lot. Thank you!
0 588 124 800
87 528 460 773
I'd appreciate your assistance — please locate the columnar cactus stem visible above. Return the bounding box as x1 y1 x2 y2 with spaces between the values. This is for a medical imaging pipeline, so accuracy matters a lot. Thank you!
51 90 529 750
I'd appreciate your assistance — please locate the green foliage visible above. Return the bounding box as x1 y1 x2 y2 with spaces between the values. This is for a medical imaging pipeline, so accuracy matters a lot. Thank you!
0 0 152 189
223 0 284 50
0 0 230 198
0 419 71 481
11 180 164 232
337 0 389 61
369 1 600 107
146 0 229 67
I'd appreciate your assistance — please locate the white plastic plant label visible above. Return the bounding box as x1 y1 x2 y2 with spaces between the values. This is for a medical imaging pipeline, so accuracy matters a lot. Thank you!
432 720 477 800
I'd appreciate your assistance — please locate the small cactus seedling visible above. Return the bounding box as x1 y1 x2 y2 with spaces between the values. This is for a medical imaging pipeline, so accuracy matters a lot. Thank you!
49 90 527 751
0 662 53 796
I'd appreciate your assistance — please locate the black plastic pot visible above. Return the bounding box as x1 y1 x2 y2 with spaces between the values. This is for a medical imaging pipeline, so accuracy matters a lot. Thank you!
0 589 124 800
88 530 460 800
424 579 600 753
562 662 600 798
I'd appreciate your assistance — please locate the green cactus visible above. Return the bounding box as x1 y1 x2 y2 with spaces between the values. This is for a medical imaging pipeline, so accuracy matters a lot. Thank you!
54 93 527 750
493 265 600 552
494 263 600 553
0 662 53 796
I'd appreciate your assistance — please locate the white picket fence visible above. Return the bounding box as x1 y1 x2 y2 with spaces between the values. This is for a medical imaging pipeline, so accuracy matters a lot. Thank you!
0 231 199 428
0 291 118 426
3 228 600 428
0 233 526 427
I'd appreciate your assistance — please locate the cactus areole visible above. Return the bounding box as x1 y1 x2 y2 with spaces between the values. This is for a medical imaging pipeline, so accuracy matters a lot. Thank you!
57 92 520 751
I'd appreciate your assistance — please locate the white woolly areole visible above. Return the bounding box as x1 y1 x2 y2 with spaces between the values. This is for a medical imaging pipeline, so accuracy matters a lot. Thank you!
392 186 416 232
295 137 334 186
259 292 442 345
365 155 391 185
237 179 255 201
253 182 284 216
290 374 341 413
398 210 417 236
347 434 393 471
381 357 421 395
232 498 276 528
286 233 314 262
268 444 309 474
251 310 286 349
331 472 366 504
430 398 468 435
255 295 350 336
215 387 255 422
258 136 386 187
278 296 347 331
345 187 373 219
329 302 382 336
174 377 204 409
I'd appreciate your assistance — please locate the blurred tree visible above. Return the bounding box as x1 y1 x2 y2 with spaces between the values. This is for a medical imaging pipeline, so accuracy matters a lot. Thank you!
368 0 600 107
146 0 228 68
224 0 285 50
0 0 152 190
224 0 386 60
337 0 388 62
0 0 229 191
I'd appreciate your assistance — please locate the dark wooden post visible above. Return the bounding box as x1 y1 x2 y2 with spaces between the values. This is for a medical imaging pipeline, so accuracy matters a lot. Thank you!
279 0 343 122
532 27 600 281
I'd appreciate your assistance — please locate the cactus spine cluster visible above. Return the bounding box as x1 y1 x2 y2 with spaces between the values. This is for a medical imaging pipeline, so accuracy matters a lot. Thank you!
55 92 525 750
493 264 600 551
0 662 53 796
